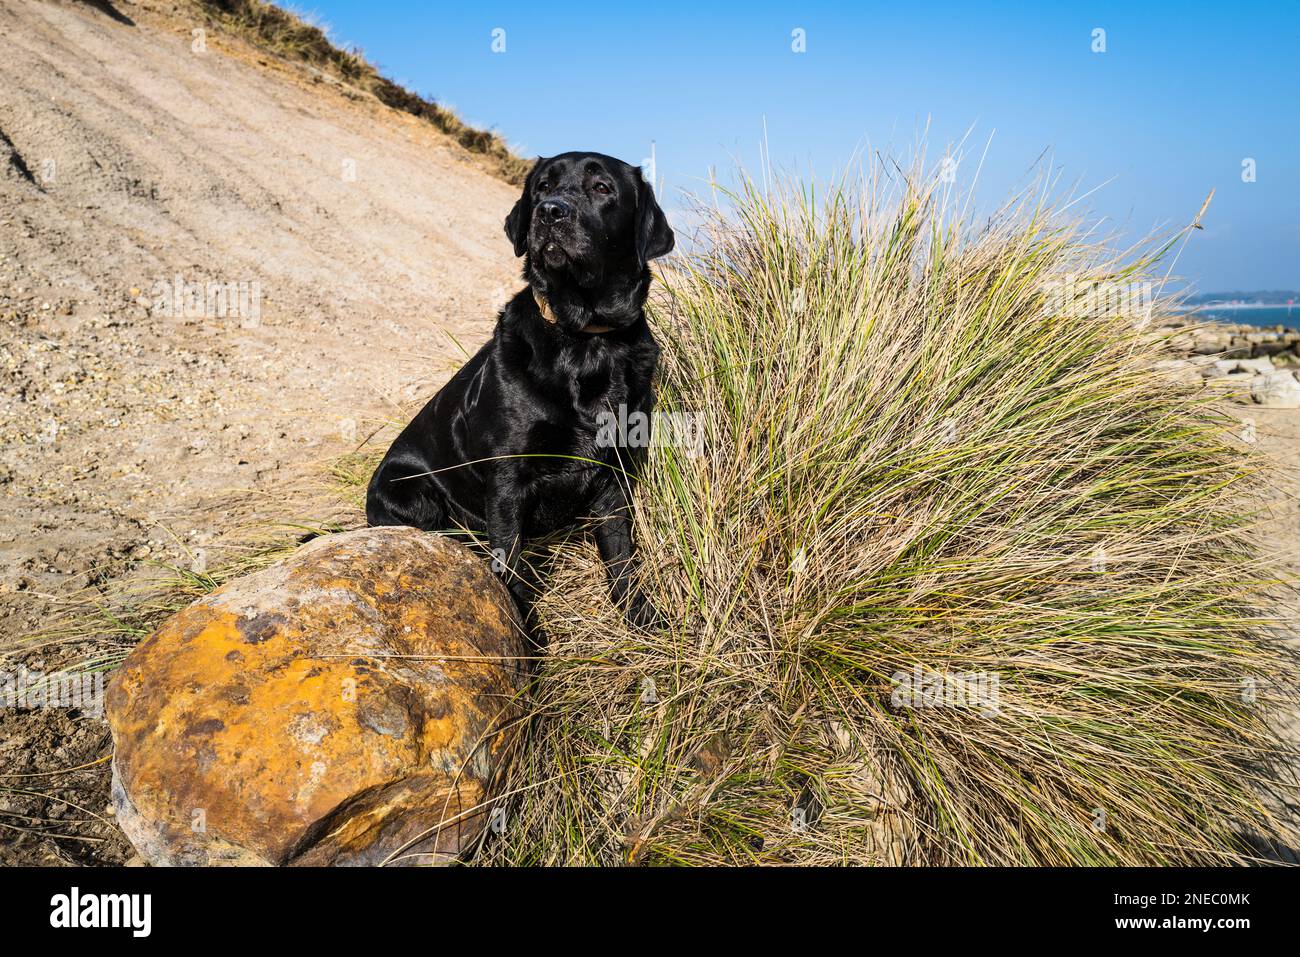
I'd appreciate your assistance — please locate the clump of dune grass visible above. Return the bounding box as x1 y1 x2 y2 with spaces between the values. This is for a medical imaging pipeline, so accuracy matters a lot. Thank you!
474 159 1300 865
190 0 529 184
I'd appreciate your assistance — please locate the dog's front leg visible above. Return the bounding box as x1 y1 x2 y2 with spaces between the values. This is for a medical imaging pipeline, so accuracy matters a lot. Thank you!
591 482 662 630
485 484 541 647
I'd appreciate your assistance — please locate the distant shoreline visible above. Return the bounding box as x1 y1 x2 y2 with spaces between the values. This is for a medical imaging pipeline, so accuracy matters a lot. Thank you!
1174 304 1298 329
1184 302 1298 310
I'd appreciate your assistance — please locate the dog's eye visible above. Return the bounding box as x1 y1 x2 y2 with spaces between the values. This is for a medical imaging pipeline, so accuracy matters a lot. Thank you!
592 182 611 194
537 181 552 192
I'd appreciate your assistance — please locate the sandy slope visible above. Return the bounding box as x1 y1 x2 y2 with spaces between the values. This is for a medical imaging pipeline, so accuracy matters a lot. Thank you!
1 0 530 864
0 0 521 643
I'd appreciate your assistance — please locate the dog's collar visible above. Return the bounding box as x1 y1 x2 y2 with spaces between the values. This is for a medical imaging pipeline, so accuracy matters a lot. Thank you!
533 291 615 335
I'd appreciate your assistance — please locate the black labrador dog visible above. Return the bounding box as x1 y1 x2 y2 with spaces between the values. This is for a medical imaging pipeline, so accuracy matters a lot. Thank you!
366 152 674 641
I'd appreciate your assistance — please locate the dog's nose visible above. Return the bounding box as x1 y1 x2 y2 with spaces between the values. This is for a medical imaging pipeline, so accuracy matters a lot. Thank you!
537 199 572 225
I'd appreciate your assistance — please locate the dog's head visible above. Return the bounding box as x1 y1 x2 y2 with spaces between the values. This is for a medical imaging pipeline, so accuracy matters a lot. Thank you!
504 152 674 305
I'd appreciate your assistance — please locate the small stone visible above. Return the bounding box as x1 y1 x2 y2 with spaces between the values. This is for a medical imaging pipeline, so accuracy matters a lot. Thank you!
1190 337 1227 355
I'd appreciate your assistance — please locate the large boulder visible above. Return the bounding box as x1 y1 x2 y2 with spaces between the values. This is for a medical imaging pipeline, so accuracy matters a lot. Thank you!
105 527 528 866
1250 370 1300 408
1215 357 1275 375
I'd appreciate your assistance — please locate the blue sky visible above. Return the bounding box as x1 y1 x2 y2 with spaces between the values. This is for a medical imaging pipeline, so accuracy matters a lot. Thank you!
295 0 1297 291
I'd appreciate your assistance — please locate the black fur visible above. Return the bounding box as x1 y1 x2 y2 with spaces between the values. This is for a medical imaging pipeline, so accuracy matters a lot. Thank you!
366 152 674 643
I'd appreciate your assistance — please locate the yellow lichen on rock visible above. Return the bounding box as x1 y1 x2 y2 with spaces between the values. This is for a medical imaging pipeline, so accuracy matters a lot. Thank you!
105 527 528 866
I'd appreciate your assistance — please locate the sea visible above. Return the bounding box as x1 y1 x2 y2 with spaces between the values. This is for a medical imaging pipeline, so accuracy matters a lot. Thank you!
1186 305 1300 329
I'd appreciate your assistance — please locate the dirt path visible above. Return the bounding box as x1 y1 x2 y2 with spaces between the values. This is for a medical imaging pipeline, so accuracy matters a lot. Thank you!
1 0 520 643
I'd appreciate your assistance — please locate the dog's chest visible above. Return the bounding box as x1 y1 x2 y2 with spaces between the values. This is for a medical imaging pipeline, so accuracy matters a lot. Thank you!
570 350 632 415
515 355 640 531
520 344 651 474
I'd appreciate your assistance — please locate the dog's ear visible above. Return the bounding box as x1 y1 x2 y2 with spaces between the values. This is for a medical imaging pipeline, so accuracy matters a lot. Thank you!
635 173 674 269
504 160 541 258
